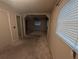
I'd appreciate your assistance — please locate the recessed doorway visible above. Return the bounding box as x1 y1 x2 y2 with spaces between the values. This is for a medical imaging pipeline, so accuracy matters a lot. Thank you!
24 15 49 38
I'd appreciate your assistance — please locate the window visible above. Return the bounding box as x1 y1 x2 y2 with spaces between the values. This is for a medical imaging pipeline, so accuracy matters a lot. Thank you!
56 0 78 53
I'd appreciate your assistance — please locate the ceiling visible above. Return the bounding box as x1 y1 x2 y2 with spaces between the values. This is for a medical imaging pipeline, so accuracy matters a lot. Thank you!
0 0 56 13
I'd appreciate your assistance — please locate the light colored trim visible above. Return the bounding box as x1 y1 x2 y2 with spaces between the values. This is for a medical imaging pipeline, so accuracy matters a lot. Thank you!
20 16 23 39
23 16 27 37
22 13 50 16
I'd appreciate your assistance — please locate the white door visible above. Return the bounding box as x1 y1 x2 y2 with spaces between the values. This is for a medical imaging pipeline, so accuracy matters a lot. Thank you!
0 9 12 48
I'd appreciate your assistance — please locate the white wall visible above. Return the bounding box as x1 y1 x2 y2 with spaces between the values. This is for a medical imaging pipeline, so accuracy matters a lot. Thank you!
47 0 75 59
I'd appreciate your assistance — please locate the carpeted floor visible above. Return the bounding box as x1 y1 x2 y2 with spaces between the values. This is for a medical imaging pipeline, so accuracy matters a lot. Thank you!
0 34 52 59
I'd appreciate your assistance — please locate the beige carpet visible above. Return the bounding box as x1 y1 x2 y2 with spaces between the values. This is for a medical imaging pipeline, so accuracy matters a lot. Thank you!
0 35 52 59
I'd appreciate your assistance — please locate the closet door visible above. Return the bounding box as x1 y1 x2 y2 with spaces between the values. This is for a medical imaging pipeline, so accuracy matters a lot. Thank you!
0 9 12 48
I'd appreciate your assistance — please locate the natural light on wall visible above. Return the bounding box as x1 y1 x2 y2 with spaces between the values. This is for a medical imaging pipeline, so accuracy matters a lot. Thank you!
56 0 78 53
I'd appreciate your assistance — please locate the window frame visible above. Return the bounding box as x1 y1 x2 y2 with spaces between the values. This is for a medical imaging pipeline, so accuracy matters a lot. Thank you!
56 0 78 53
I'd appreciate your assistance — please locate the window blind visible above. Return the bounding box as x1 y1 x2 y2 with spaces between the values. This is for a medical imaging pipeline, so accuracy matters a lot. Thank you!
56 0 78 53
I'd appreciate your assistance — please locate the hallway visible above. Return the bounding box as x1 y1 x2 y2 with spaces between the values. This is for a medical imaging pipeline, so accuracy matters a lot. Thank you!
0 33 51 59
0 0 78 59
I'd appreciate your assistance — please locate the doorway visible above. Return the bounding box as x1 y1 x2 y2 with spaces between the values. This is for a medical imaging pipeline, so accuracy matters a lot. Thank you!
24 15 49 37
16 16 22 39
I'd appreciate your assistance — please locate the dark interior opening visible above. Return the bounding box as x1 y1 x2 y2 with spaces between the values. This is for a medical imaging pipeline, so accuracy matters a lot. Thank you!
24 15 48 35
